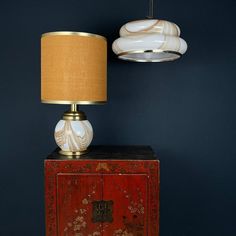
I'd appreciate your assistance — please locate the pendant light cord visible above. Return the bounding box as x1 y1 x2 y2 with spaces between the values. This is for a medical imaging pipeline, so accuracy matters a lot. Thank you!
147 0 154 19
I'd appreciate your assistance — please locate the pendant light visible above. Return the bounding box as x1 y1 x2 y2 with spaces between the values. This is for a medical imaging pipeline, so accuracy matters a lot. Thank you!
112 0 187 62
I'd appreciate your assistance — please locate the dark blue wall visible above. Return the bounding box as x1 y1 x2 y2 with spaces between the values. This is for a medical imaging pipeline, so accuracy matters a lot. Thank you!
0 0 235 235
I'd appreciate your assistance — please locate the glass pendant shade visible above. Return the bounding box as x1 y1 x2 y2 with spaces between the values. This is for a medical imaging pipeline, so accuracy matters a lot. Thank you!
112 19 187 62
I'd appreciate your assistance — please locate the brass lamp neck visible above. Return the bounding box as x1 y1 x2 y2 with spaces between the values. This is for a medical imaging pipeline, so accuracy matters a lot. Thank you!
63 104 87 121
71 104 78 112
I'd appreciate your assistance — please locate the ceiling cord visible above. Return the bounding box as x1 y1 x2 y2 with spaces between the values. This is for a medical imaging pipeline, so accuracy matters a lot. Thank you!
147 0 154 19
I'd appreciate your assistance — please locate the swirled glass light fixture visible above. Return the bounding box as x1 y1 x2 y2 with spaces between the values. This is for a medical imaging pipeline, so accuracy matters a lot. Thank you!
112 0 187 62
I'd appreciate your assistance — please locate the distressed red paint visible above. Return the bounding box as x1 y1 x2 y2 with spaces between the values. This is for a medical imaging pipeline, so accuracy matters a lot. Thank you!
45 150 160 236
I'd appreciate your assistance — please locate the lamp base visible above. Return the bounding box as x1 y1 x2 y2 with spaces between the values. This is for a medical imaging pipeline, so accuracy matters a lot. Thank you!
59 149 89 156
54 105 93 156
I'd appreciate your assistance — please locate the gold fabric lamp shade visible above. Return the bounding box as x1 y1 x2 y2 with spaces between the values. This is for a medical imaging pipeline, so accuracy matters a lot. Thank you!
41 32 107 104
41 32 107 156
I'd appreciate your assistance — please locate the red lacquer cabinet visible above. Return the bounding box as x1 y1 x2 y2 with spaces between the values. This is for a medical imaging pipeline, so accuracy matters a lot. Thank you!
45 146 160 236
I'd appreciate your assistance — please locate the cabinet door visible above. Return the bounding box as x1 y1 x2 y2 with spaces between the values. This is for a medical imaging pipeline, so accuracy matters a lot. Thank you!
102 174 148 236
45 160 159 236
57 173 103 236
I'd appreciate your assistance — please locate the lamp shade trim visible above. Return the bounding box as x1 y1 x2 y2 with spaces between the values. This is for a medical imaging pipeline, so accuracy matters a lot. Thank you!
41 100 106 105
117 49 181 62
41 31 107 40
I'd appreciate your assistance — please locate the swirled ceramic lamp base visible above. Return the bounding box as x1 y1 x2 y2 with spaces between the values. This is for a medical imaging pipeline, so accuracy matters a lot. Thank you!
54 119 93 156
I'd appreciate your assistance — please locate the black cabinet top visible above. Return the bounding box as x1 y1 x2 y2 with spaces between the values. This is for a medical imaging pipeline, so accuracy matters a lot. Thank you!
47 145 158 160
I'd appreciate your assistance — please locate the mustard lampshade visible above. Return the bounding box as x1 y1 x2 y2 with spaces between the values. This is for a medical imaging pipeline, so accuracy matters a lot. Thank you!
41 32 107 104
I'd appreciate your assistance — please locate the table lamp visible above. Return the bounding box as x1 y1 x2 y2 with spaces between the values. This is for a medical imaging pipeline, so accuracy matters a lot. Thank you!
41 32 107 156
